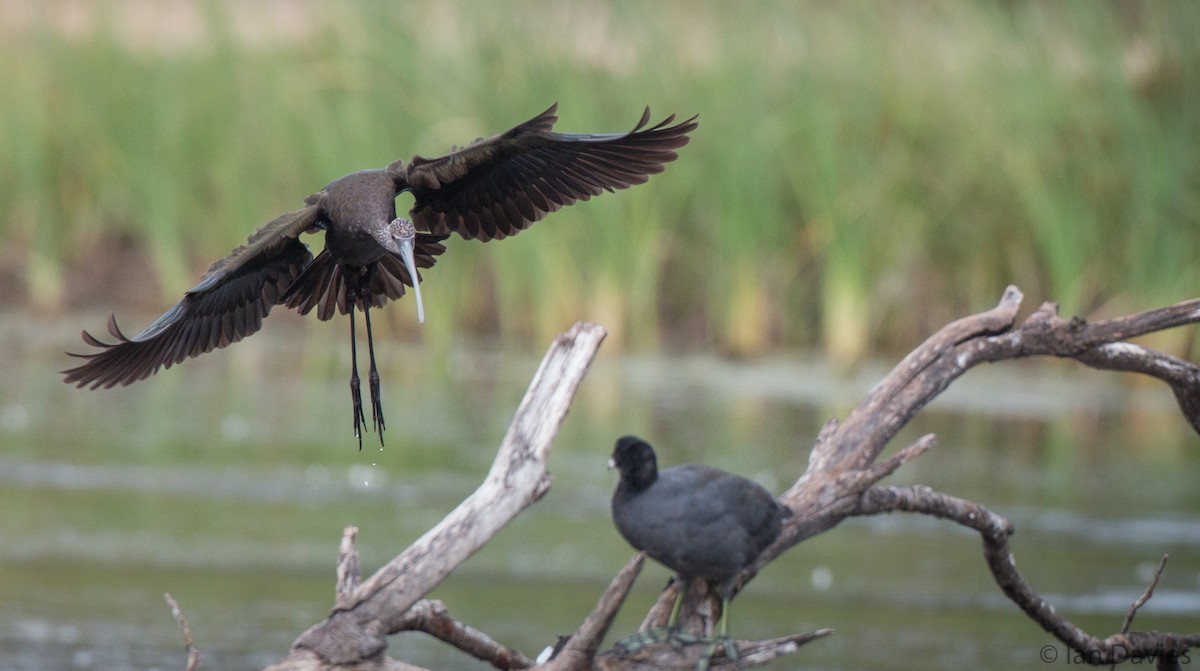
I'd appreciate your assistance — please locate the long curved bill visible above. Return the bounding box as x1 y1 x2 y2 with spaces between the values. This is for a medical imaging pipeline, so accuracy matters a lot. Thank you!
399 237 425 324
390 219 426 324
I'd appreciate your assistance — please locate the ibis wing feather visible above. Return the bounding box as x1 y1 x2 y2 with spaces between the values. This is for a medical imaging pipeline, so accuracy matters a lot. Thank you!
392 105 697 241
61 207 320 389
195 206 321 292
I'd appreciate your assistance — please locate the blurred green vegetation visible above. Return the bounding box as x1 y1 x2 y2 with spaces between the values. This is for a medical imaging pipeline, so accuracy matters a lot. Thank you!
1 0 1197 361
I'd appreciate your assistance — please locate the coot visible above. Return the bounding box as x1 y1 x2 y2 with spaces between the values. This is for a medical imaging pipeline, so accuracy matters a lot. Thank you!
609 435 790 656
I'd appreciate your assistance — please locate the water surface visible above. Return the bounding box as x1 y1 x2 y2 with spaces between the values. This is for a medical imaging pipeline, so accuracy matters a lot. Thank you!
3 313 1198 670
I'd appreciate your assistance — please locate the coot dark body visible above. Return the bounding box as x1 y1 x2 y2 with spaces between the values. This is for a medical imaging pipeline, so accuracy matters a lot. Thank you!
609 435 790 600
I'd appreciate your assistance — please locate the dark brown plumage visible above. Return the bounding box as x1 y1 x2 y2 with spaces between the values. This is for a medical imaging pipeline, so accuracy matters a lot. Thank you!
63 104 697 447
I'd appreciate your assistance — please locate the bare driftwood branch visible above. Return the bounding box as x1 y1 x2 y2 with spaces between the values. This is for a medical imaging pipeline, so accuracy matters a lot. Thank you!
1120 555 1169 636
336 526 361 601
393 600 534 669
190 289 1197 671
263 322 608 671
760 287 1199 665
594 630 834 671
858 487 1200 665
621 286 1200 668
976 297 1200 435
164 592 200 671
541 554 646 671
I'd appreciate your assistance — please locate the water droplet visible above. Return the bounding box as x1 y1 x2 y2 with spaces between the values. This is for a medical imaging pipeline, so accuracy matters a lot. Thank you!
0 403 29 433
221 414 250 441
811 565 834 592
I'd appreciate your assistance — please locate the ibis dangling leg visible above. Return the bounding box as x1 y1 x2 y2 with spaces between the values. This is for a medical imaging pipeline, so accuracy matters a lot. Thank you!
363 303 386 445
347 301 366 450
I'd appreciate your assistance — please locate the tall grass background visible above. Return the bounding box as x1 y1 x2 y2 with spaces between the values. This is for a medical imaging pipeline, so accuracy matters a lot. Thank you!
1 0 1197 362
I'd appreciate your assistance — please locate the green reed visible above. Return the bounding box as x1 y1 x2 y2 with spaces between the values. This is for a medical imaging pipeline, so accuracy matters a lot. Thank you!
0 0 1195 359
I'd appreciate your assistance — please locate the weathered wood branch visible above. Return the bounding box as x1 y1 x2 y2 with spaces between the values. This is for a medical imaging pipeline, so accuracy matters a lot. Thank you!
335 526 361 601
164 593 200 671
772 286 1200 553
541 554 646 671
858 486 1200 667
194 288 1199 671
393 599 534 669
1119 554 1169 637
263 322 608 671
594 630 834 671
629 286 1200 667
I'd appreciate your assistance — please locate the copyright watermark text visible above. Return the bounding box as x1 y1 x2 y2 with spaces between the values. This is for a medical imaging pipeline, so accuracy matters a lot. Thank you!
1039 644 1191 665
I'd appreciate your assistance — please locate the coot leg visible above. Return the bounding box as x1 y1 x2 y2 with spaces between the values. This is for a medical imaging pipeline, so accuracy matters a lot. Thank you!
718 593 737 661
612 580 705 653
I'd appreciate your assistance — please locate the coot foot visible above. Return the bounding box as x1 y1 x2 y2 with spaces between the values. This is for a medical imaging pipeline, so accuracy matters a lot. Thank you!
695 637 736 671
613 626 705 654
